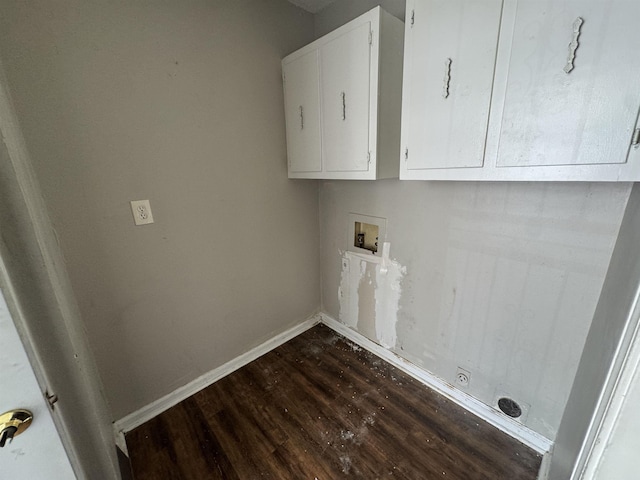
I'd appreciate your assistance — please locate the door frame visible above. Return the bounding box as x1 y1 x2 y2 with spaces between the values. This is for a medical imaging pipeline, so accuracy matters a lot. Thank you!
0 252 77 477
0 58 119 478
576 286 640 478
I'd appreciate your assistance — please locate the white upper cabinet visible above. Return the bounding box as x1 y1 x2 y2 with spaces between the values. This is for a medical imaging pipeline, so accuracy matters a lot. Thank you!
495 0 640 170
282 7 404 180
400 0 640 181
401 0 503 173
283 50 322 174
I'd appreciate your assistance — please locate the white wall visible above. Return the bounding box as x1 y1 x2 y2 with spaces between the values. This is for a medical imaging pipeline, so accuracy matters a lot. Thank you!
0 0 319 420
320 179 630 441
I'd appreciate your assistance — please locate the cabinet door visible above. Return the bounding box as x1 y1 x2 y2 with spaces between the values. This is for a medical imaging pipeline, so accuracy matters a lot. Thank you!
283 50 322 174
403 0 503 171
496 0 640 168
321 22 372 173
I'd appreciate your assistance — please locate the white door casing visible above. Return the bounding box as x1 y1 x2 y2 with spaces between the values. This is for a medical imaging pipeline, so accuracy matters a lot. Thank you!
0 286 76 478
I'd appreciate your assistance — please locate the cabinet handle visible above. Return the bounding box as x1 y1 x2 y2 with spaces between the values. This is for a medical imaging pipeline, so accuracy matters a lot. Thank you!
443 58 452 99
564 17 584 74
341 92 346 120
632 128 640 148
299 105 304 130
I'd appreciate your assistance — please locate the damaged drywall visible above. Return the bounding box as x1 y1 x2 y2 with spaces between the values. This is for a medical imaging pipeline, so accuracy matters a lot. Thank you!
338 245 406 349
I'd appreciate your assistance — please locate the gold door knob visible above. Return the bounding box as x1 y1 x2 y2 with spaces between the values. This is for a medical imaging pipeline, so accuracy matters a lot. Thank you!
0 410 33 447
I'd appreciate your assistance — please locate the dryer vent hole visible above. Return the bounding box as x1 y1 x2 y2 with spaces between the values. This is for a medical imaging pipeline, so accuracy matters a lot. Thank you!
498 397 522 418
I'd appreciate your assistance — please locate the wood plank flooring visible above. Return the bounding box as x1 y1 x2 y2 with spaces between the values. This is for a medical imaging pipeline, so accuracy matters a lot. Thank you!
126 324 541 479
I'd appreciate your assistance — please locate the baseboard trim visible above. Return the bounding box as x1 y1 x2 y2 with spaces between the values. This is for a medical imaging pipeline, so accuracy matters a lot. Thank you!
319 313 553 455
113 315 321 455
114 311 553 457
537 447 553 480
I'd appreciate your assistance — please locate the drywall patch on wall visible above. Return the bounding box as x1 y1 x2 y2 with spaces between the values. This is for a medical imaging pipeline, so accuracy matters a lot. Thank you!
375 243 406 349
338 248 406 349
338 250 356 329
357 258 377 340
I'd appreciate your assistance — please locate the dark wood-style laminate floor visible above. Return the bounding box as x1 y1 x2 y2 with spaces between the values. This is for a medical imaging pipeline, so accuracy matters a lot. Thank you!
126 324 542 479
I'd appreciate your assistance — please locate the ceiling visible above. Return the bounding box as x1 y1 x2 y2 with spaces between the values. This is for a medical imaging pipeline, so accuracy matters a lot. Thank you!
286 0 339 14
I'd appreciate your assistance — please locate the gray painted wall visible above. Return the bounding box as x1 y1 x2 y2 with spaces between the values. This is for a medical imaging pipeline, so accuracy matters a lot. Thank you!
0 0 319 419
315 0 406 36
549 184 640 479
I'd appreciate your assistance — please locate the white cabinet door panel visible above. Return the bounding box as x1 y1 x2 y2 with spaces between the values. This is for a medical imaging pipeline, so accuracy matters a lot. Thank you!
496 0 640 168
404 0 503 171
321 22 372 173
283 50 322 173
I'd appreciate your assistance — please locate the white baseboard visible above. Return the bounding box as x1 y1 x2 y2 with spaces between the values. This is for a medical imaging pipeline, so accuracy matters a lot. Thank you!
319 313 553 455
537 447 553 480
113 315 320 455
114 311 553 459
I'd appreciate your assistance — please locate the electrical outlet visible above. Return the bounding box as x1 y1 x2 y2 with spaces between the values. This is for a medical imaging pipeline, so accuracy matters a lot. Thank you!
455 367 470 388
130 200 154 226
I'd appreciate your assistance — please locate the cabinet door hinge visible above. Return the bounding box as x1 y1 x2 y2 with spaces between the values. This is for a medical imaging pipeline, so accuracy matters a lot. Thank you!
367 151 372 164
404 148 409 160
410 10 415 27
632 128 640 148
368 29 373 45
